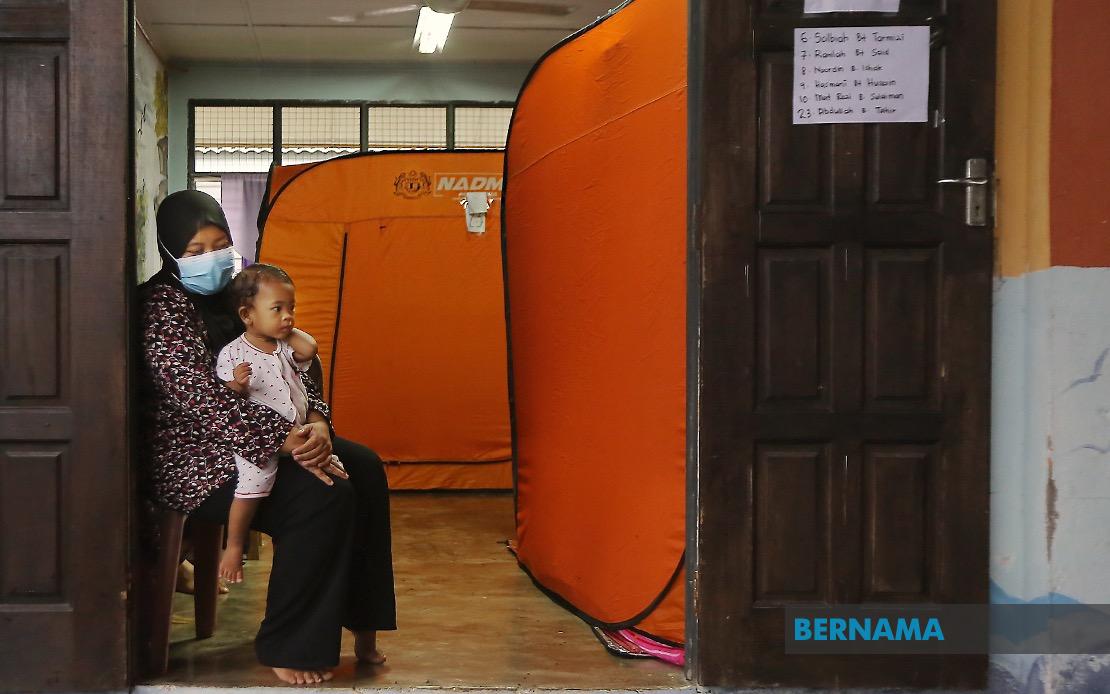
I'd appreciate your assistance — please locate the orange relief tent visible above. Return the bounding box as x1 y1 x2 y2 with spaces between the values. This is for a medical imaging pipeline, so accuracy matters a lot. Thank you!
503 0 687 645
258 151 512 490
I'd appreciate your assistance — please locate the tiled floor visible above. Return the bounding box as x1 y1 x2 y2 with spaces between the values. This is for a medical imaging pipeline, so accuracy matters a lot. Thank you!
151 492 688 689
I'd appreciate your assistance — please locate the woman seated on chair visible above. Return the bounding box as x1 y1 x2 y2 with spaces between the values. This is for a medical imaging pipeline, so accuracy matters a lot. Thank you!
137 190 396 685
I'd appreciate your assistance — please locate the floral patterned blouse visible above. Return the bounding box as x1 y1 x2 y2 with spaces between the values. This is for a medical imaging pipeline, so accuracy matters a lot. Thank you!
139 282 331 512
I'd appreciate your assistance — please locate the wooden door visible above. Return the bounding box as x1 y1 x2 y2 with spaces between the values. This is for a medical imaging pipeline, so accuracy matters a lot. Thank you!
690 0 993 688
0 0 129 690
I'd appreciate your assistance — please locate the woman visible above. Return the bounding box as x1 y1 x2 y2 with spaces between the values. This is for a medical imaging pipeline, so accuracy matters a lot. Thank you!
139 191 396 684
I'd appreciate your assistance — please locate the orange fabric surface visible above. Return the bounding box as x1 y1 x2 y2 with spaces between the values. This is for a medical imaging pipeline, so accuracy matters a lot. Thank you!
267 162 316 204
330 217 511 464
634 567 684 645
259 152 511 486
505 0 687 641
384 460 513 490
255 221 346 387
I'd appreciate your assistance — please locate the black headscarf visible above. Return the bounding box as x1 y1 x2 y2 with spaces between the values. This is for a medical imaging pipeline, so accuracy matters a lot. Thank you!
142 190 242 352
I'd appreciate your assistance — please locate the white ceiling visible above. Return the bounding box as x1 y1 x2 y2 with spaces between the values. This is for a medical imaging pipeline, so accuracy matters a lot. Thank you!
137 0 625 64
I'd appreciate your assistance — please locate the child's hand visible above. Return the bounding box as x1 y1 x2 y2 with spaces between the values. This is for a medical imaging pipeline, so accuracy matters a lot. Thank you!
233 362 252 388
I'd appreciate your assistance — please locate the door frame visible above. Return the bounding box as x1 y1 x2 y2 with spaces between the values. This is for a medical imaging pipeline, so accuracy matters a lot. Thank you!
684 0 706 681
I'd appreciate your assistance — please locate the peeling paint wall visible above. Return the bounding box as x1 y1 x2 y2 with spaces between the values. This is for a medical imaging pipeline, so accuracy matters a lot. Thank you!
134 27 168 284
991 1 1110 692
992 270 1110 691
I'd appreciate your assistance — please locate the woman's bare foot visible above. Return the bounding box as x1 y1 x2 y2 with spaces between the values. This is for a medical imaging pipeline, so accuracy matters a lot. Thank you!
271 667 334 685
219 545 244 583
175 560 195 594
177 559 230 594
354 631 386 665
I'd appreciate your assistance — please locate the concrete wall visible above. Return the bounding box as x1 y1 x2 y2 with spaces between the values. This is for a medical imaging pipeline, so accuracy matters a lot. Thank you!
166 62 532 193
991 1 1110 691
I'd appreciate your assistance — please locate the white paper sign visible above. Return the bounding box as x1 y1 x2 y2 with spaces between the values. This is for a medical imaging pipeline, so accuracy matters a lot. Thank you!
463 192 490 233
792 26 930 124
804 0 900 13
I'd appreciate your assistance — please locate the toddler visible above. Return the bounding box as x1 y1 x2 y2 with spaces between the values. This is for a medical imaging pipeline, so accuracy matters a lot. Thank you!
216 263 345 582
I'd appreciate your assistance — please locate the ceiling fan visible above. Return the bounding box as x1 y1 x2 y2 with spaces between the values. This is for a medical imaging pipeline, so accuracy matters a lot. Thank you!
366 1 577 19
362 0 577 53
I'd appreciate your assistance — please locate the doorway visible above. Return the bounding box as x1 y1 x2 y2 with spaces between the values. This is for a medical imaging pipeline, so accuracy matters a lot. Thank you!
132 0 690 688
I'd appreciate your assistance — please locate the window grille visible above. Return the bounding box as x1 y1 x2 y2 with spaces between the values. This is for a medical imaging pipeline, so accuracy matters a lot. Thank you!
188 102 513 189
194 106 273 173
281 106 361 165
367 106 449 150
455 107 513 149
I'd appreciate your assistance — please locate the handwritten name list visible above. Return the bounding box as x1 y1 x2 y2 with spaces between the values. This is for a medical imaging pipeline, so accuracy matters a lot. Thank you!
792 25 929 124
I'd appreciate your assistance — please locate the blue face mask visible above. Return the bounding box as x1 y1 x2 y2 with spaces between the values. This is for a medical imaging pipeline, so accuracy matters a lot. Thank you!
175 247 239 295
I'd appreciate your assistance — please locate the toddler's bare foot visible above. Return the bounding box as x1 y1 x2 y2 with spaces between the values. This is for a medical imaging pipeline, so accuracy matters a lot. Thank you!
354 631 386 664
271 667 333 685
219 545 244 583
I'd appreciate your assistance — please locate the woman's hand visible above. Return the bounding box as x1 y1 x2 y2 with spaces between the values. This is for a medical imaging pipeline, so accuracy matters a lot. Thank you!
278 419 344 485
291 420 349 485
293 420 332 466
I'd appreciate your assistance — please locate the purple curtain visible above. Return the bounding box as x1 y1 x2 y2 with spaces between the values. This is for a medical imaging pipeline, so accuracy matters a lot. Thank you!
221 173 268 264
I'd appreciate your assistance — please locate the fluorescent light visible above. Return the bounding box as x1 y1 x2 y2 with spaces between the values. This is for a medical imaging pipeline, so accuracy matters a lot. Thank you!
414 6 454 54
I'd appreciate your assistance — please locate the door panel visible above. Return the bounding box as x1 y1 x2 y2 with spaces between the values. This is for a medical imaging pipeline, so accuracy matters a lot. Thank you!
692 0 993 687
867 123 934 206
0 0 128 690
754 443 831 602
1 245 68 399
862 443 932 600
0 446 67 598
864 248 939 409
2 46 67 207
759 54 832 210
756 249 832 409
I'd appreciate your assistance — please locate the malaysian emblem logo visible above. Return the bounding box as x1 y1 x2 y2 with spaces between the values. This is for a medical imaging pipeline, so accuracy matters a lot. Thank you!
393 170 432 199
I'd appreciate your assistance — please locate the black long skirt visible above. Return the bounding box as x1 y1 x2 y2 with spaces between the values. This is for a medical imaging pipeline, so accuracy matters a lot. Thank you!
190 437 397 669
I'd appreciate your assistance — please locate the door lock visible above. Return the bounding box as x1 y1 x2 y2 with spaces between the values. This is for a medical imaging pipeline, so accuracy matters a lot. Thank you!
937 157 991 227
